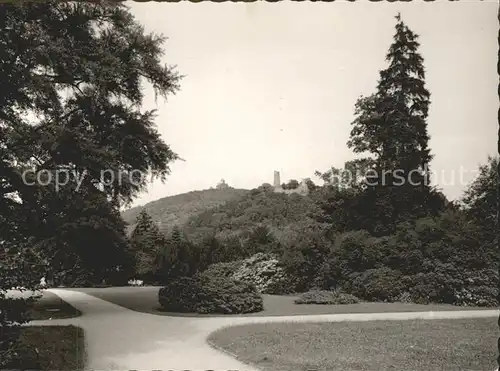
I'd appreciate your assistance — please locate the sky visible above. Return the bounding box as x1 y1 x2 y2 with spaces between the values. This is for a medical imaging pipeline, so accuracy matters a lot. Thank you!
124 0 497 209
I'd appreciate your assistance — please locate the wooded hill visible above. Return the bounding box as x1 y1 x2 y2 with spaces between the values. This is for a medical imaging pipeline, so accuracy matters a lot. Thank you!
121 188 250 235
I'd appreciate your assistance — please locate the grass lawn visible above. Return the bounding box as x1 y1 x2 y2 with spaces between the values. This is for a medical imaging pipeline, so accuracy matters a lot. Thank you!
29 290 82 320
208 317 498 371
78 286 495 317
3 326 85 370
2 292 84 369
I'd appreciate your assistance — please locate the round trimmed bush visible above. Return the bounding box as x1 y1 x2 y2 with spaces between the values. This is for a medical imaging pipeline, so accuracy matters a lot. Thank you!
402 268 498 306
158 277 200 312
454 269 498 307
199 260 243 279
196 276 263 314
200 253 295 295
158 275 263 314
453 286 497 307
294 290 360 305
231 253 295 294
334 292 362 304
345 268 404 302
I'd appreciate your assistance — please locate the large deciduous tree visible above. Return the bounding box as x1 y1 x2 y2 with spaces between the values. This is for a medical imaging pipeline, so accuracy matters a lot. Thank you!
460 156 498 246
0 1 182 361
315 158 374 190
1 0 181 272
1 1 180 207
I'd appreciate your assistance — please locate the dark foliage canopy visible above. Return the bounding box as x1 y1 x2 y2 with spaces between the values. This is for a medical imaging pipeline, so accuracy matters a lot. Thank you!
0 1 182 338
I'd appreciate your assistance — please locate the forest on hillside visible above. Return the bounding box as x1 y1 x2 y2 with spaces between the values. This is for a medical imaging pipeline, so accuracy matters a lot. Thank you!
121 188 249 234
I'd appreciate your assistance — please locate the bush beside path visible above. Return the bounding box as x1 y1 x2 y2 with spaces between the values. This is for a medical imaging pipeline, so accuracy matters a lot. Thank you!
3 326 86 371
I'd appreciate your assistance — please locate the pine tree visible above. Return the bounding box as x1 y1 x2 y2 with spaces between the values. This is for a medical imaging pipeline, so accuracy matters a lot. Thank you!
156 225 193 281
345 14 443 233
129 210 166 281
348 13 431 184
131 210 161 244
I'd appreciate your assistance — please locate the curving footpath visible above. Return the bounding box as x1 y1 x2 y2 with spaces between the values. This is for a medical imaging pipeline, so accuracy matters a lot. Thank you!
30 289 499 371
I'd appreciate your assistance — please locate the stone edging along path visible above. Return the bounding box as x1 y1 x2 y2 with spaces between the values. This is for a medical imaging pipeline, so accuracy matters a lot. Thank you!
29 289 499 371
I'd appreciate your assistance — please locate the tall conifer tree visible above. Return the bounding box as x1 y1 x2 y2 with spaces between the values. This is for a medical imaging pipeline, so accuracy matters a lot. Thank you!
130 210 166 280
347 14 443 234
348 13 432 184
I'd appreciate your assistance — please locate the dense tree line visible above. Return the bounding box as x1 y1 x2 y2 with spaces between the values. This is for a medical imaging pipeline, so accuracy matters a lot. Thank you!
131 150 497 306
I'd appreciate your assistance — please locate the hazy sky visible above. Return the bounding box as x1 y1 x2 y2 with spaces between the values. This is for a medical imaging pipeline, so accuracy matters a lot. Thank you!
125 1 497 208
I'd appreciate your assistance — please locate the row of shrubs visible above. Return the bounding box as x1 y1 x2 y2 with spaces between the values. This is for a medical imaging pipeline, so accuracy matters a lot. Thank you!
277 214 499 307
197 251 498 307
287 270 498 308
157 279 363 315
157 250 498 314
337 267 498 307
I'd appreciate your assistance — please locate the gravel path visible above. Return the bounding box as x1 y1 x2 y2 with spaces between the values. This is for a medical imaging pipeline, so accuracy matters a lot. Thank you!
29 288 499 371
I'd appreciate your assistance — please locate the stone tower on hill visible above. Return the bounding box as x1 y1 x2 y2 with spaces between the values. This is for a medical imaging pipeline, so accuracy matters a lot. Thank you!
272 171 309 196
273 171 281 188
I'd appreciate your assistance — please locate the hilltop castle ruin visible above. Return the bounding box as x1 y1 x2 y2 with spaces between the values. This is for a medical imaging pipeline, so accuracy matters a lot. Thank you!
272 171 309 196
